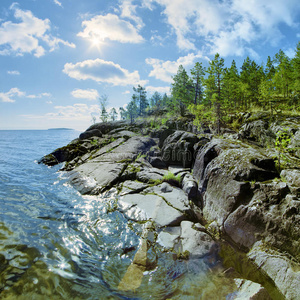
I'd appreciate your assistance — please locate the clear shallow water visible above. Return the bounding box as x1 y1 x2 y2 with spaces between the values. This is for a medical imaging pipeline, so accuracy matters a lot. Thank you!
0 130 237 299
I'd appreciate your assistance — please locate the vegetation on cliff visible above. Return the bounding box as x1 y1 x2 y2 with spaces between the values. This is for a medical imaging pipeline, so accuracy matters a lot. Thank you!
97 42 300 136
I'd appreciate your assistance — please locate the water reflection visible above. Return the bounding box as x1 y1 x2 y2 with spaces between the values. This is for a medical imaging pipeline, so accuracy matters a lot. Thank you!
0 156 238 299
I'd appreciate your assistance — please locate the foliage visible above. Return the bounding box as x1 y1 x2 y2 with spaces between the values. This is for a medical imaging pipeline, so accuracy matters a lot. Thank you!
133 85 148 116
161 171 182 186
275 129 291 171
99 94 108 123
110 107 118 121
127 98 138 123
113 42 300 132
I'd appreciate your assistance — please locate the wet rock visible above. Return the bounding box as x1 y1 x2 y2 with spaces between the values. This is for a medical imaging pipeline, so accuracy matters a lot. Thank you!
157 226 181 249
180 221 217 258
118 183 191 227
231 279 272 300
248 241 300 300
69 162 126 194
118 193 186 226
39 138 100 166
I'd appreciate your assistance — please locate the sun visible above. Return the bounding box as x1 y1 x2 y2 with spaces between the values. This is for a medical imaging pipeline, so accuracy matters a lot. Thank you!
89 36 103 50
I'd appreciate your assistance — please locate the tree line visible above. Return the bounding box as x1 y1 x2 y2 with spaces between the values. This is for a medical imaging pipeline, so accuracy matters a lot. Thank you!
95 42 300 131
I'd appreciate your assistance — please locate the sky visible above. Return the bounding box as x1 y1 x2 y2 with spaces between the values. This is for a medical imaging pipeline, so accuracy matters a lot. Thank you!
0 0 299 131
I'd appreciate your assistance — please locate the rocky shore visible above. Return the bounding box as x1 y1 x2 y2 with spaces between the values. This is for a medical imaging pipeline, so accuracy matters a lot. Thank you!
40 113 300 299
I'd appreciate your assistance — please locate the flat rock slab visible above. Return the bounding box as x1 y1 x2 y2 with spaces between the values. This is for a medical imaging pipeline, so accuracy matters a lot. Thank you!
118 180 149 196
69 162 126 194
248 241 300 300
144 183 191 213
157 226 181 249
180 221 217 258
118 193 187 227
231 279 272 300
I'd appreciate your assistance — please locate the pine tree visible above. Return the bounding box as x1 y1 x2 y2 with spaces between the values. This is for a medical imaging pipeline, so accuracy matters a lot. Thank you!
127 99 138 123
205 53 225 134
223 60 241 111
292 42 300 107
133 85 148 116
110 107 118 121
119 107 127 120
99 94 108 123
171 65 193 115
273 49 293 101
190 62 205 105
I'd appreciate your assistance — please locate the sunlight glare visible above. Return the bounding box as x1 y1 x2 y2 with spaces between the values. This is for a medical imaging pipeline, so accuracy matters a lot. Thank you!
90 36 103 50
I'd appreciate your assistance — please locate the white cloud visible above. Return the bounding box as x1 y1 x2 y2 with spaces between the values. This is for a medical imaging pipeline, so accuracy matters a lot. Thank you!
7 70 20 75
0 87 51 102
0 87 25 102
63 58 147 86
152 0 225 51
53 0 63 7
150 0 300 57
71 88 99 100
120 0 144 29
0 5 75 57
145 86 170 94
146 53 206 83
23 103 100 122
77 13 144 45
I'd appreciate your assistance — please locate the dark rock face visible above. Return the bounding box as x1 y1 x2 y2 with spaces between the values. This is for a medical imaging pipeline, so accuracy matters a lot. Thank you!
161 131 199 168
85 120 130 134
38 138 101 166
79 129 102 140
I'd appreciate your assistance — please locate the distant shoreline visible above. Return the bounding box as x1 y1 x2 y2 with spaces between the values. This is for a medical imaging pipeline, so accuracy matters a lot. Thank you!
48 128 73 131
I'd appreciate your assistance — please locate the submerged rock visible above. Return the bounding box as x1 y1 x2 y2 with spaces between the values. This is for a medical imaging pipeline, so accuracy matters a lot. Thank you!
230 279 272 300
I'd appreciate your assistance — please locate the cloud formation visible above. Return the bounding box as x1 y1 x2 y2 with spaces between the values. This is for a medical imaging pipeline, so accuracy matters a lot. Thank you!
149 0 300 56
63 58 147 86
0 5 75 57
0 87 51 102
145 86 170 94
7 70 20 75
71 88 99 100
45 103 100 120
120 0 144 29
146 53 207 83
77 13 144 45
53 0 63 7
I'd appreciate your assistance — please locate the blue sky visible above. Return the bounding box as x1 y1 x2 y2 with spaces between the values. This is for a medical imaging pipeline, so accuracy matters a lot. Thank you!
0 0 299 130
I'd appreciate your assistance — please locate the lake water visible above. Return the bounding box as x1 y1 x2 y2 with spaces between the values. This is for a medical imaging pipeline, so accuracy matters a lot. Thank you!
0 130 237 299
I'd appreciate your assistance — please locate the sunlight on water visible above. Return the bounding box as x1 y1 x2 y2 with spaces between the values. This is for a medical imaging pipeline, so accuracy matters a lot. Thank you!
0 130 239 299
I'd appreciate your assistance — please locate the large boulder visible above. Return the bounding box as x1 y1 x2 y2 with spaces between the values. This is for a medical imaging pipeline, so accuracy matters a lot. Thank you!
193 138 278 227
248 241 300 300
84 120 130 135
38 137 103 166
161 131 199 168
79 128 102 140
67 136 156 194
